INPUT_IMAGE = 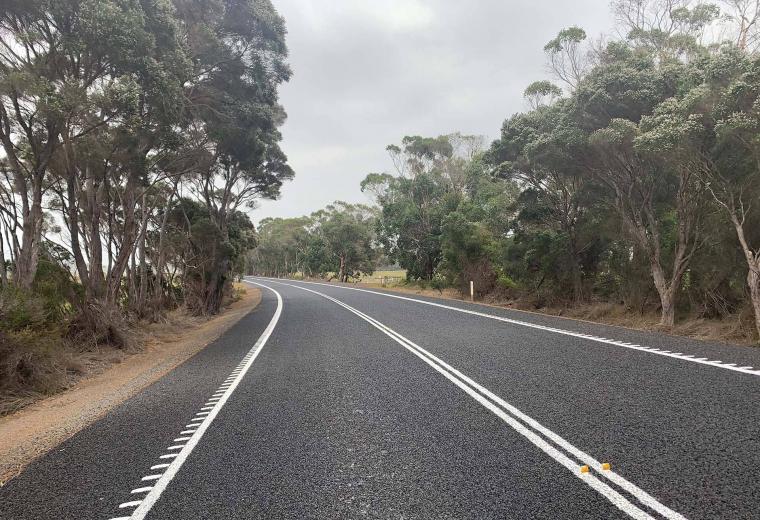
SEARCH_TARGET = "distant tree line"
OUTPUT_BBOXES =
[251,0,760,340]
[0,0,292,355]
[250,202,377,282]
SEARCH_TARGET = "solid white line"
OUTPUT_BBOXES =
[260,277,759,378]
[120,283,283,520]
[277,281,684,520]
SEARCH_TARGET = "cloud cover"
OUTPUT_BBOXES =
[253,0,614,220]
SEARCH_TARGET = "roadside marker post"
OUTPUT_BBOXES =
[470,280,474,302]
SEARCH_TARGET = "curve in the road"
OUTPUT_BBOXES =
[267,279,686,520]
[108,283,283,520]
[259,278,759,378]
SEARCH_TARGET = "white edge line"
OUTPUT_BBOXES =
[258,278,758,378]
[279,281,684,520]
[123,283,282,520]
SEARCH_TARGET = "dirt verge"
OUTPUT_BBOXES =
[0,285,261,485]
[335,280,757,347]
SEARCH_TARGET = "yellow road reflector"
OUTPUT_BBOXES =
[602,462,611,471]
[580,465,590,473]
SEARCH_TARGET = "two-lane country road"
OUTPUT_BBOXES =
[2,278,760,519]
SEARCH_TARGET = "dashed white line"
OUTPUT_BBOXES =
[108,283,282,520]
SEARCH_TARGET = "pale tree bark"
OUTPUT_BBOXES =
[0,220,6,286]
[337,254,346,283]
[616,190,697,327]
[137,192,149,313]
[700,153,760,341]
[0,65,59,291]
[151,179,179,316]
[595,156,701,327]
[106,170,141,307]
[731,212,760,340]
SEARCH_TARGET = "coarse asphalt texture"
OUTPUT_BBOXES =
[1,277,759,519]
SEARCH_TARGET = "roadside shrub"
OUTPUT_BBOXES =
[0,286,47,332]
[496,273,517,290]
[458,258,497,297]
[67,301,130,350]
[430,272,447,294]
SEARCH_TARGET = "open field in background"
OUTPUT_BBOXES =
[358,269,407,286]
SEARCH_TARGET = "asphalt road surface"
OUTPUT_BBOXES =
[2,277,760,519]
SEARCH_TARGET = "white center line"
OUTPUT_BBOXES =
[261,278,758,378]
[276,280,686,520]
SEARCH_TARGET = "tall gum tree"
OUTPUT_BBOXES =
[177,0,293,314]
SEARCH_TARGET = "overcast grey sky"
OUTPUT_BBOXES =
[252,1,615,221]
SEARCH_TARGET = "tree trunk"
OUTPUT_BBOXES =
[14,189,43,289]
[137,193,149,314]
[650,260,676,327]
[568,244,584,304]
[565,225,585,303]
[337,254,346,283]
[0,225,6,286]
[732,216,760,341]
[151,181,178,315]
[107,173,139,306]
[747,267,760,342]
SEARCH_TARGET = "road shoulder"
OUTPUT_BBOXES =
[0,285,261,485]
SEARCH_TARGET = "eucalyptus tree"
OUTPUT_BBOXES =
[487,103,594,302]
[309,202,377,282]
[523,80,563,109]
[174,0,293,313]
[611,0,720,60]
[647,46,760,336]
[543,26,590,91]
[705,51,760,337]
[363,134,484,281]
[251,216,311,277]
[0,0,188,303]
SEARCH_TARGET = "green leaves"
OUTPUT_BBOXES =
[544,26,587,53]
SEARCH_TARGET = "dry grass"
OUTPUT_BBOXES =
[340,279,759,347]
[0,284,261,484]
[0,283,248,417]
[530,301,757,346]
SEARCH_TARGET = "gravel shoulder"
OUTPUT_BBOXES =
[0,285,261,485]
